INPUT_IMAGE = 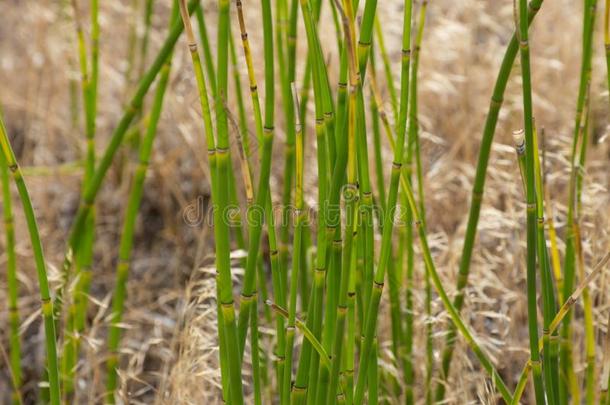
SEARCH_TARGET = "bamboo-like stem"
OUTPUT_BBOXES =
[281,79,305,405]
[436,1,545,399]
[177,1,245,403]
[276,0,297,284]
[232,3,289,402]
[369,57,404,399]
[410,3,432,403]
[0,112,60,404]
[233,0,277,360]
[138,0,155,78]
[1,118,22,405]
[54,0,201,325]
[517,0,546,401]
[196,7,217,95]
[63,0,100,394]
[291,0,334,402]
[533,122,560,403]
[373,17,398,119]
[215,0,247,400]
[353,0,411,401]
[574,222,596,404]
[104,6,177,401]
[561,0,596,401]
[325,1,360,402]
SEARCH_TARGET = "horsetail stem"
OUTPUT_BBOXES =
[0,111,60,405]
[105,5,178,401]
[517,0,547,401]
[561,1,596,402]
[234,0,277,360]
[1,114,22,405]
[353,0,411,401]
[177,1,246,403]
[62,0,100,395]
[409,3,432,402]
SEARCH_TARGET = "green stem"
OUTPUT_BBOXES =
[1,115,22,405]
[0,111,60,405]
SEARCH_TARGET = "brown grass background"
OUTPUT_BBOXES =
[0,0,609,403]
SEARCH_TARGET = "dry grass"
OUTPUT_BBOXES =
[0,0,609,403]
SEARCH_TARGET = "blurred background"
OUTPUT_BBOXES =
[0,0,609,403]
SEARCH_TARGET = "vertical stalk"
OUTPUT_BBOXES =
[410,3,432,403]
[234,0,277,358]
[178,1,245,403]
[354,0,412,401]
[562,1,596,402]
[63,0,100,394]
[1,122,22,404]
[105,5,177,401]
[517,0,546,402]
[212,0,246,400]
[326,1,359,401]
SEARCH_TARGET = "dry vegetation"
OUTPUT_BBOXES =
[0,0,609,404]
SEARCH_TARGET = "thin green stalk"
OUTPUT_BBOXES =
[518,0,546,401]
[532,123,560,404]
[139,0,155,78]
[196,7,217,95]
[178,1,245,403]
[0,112,60,404]
[292,0,334,402]
[326,1,360,402]
[576,227,596,404]
[410,3,432,403]
[212,0,246,400]
[63,0,100,394]
[436,0,545,399]
[277,0,296,280]
[1,123,21,405]
[234,0,277,360]
[353,0,411,401]
[104,5,176,398]
[562,2,596,402]
[370,57,404,396]
[373,17,398,119]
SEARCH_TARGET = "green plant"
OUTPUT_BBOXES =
[104,4,178,401]
[1,111,22,405]
[0,112,60,404]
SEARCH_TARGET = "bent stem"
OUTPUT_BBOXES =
[1,115,22,405]
[0,112,60,404]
